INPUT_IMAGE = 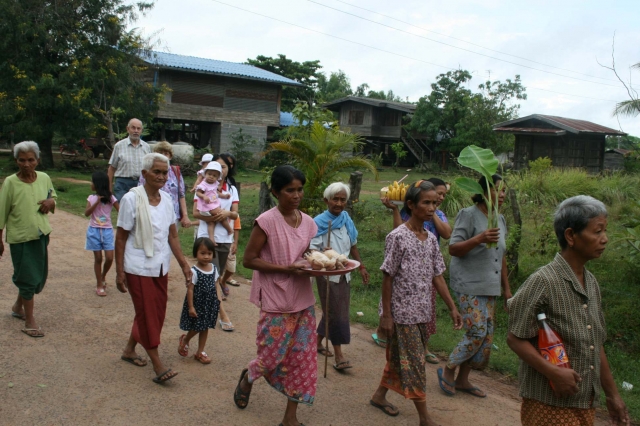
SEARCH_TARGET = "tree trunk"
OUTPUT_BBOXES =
[39,135,55,169]
[258,182,274,215]
[506,188,522,277]
[346,171,363,216]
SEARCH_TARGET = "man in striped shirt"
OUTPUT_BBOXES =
[108,118,151,201]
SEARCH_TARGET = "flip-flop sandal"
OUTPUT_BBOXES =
[194,351,212,364]
[426,352,440,364]
[456,386,487,398]
[21,328,44,338]
[371,333,387,348]
[219,320,234,332]
[333,361,352,371]
[96,287,107,297]
[11,312,25,320]
[222,285,230,296]
[437,367,456,396]
[234,368,251,409]
[121,355,148,367]
[369,399,399,417]
[317,347,334,357]
[226,279,240,286]
[178,334,189,357]
[152,369,177,384]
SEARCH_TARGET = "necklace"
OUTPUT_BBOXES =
[405,221,425,237]
[279,207,300,228]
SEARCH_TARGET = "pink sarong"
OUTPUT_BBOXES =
[126,273,168,350]
[248,306,317,405]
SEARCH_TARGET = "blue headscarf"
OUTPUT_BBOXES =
[314,210,358,243]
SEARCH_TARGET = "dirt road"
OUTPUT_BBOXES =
[0,210,607,425]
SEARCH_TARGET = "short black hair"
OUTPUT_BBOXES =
[471,174,503,204]
[193,237,216,258]
[427,177,446,188]
[403,180,436,216]
[270,165,306,193]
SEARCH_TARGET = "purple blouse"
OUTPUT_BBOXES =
[379,224,446,325]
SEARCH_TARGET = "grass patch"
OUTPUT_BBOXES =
[2,158,638,420]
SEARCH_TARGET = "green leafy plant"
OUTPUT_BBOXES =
[454,145,502,248]
[390,142,407,171]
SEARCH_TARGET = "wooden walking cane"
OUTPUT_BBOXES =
[324,220,332,378]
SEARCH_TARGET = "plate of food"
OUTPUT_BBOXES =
[301,250,361,276]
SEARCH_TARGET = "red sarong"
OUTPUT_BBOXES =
[126,273,168,350]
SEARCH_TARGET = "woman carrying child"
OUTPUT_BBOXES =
[370,180,462,425]
[195,161,233,243]
[178,237,221,364]
[85,171,120,296]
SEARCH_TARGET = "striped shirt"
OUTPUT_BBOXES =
[108,137,151,178]
[507,253,607,408]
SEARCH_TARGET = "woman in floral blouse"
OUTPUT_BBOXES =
[370,180,462,425]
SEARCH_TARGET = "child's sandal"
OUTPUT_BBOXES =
[194,351,211,364]
[178,334,189,357]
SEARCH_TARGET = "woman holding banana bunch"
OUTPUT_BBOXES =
[437,174,511,399]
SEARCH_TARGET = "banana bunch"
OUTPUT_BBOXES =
[381,181,408,201]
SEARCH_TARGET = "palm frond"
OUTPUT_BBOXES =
[614,99,640,118]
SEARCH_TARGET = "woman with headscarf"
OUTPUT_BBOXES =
[507,195,629,426]
[0,141,56,338]
[310,182,369,371]
[116,153,192,384]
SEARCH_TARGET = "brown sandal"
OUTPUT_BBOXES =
[178,334,189,357]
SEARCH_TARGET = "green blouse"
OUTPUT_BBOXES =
[0,172,57,244]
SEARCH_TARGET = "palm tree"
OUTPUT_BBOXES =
[268,122,378,211]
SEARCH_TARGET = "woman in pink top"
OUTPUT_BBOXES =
[234,165,317,426]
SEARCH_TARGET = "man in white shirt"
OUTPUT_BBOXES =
[108,118,151,201]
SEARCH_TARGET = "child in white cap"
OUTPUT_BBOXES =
[191,153,214,192]
[195,162,232,243]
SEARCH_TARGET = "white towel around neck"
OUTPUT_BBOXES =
[130,186,155,258]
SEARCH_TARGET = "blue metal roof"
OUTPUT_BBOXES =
[280,112,298,127]
[142,51,304,87]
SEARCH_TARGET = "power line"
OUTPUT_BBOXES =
[307,0,626,89]
[331,0,620,84]
[207,0,621,104]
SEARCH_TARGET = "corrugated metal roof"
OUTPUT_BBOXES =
[323,96,416,113]
[141,51,304,87]
[493,114,627,136]
[280,112,297,127]
[493,127,565,135]
[605,148,631,155]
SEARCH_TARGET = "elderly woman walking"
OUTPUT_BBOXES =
[310,182,369,371]
[139,141,190,229]
[234,165,317,426]
[116,153,192,384]
[507,195,629,426]
[370,180,462,425]
[439,174,511,398]
[0,141,56,338]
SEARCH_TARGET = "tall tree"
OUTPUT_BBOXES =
[316,70,353,103]
[246,54,322,111]
[0,0,163,167]
[409,70,526,154]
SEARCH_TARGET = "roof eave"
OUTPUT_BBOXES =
[151,64,304,87]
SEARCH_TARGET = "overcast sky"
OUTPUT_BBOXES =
[136,0,640,136]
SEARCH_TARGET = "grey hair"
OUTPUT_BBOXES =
[13,141,40,159]
[141,153,169,171]
[554,195,608,250]
[403,180,436,216]
[323,182,350,200]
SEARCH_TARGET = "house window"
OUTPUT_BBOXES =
[380,110,399,126]
[348,110,364,125]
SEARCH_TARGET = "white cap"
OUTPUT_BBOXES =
[199,153,214,165]
[204,161,222,175]
[537,313,546,320]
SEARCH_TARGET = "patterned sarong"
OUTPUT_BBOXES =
[521,398,595,426]
[447,293,495,370]
[380,323,429,401]
[248,306,317,405]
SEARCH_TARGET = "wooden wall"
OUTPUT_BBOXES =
[514,134,605,174]
[337,101,404,139]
